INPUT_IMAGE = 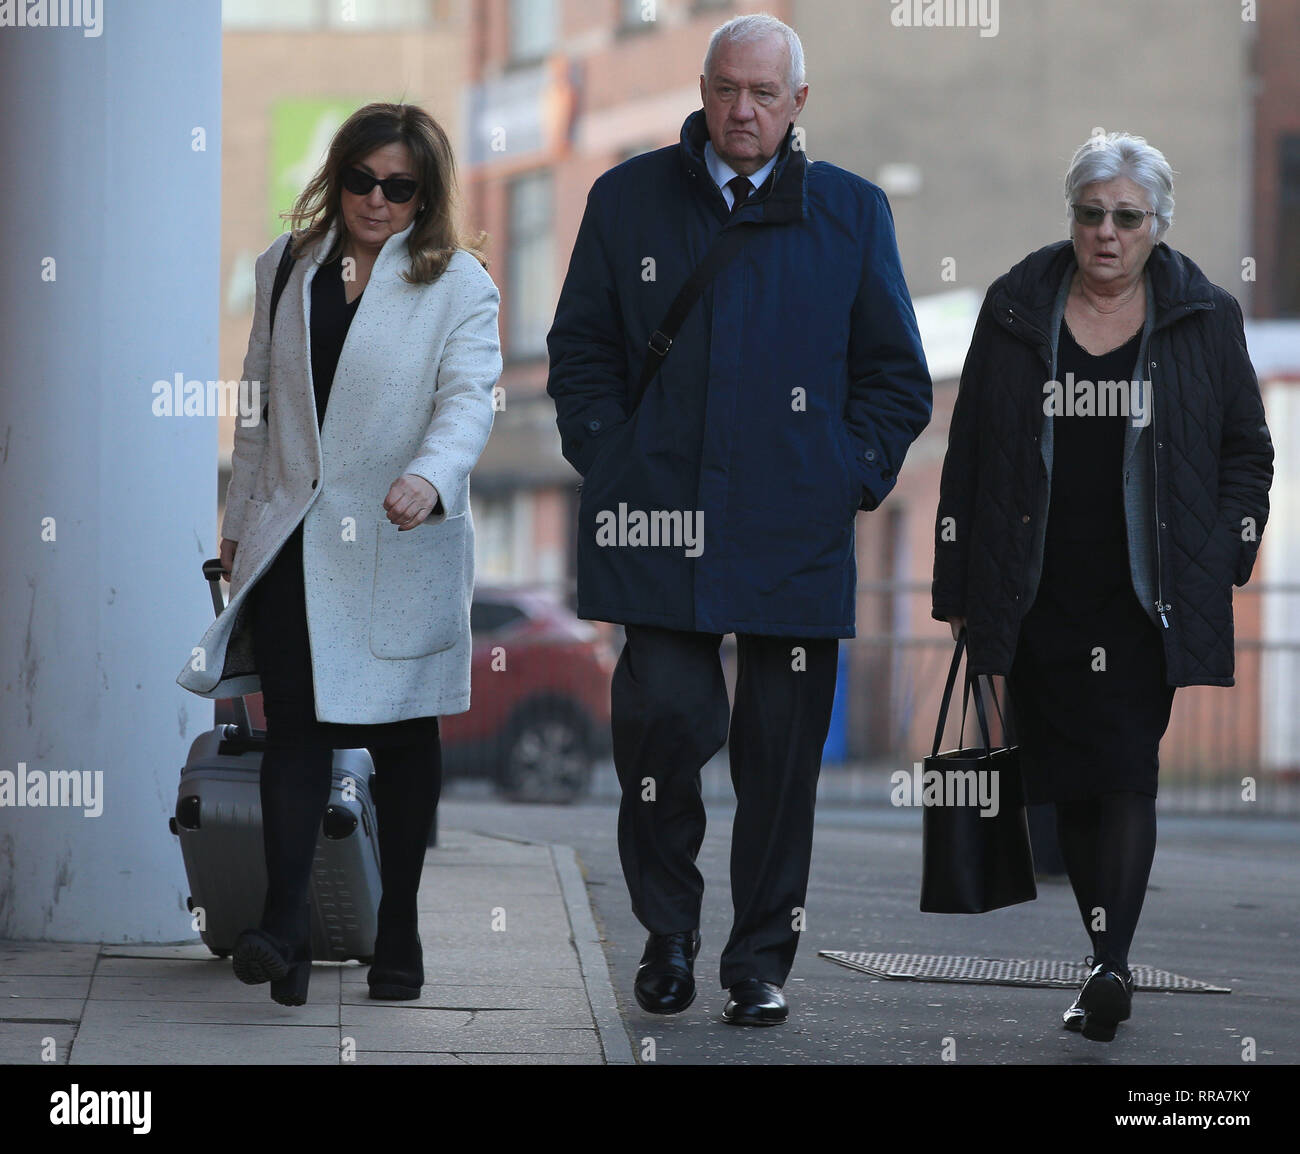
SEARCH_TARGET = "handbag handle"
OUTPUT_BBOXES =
[979,673,1017,746]
[932,630,998,758]
[931,631,963,757]
[963,665,994,756]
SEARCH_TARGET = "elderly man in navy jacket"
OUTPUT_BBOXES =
[547,13,931,1026]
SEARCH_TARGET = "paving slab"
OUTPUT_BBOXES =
[0,830,625,1066]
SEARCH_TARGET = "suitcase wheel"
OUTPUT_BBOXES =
[168,816,179,836]
[185,895,194,912]
[322,804,358,840]
[175,795,201,831]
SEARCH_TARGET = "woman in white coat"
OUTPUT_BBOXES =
[177,103,501,1005]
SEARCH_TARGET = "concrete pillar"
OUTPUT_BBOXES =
[0,0,223,940]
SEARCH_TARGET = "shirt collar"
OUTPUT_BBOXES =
[704,139,778,201]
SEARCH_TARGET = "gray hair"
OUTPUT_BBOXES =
[1064,132,1176,240]
[703,13,805,92]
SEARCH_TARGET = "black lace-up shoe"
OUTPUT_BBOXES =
[634,930,701,1014]
[1062,954,1092,1032]
[721,979,787,1026]
[1077,961,1134,1042]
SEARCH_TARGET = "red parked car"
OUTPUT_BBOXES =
[451,585,615,801]
[218,585,615,803]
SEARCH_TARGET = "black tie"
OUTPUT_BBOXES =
[727,175,753,215]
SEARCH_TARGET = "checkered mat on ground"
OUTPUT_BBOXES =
[818,951,1230,993]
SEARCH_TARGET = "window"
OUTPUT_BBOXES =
[509,0,556,63]
[1277,135,1300,317]
[222,0,434,29]
[473,492,513,580]
[507,171,555,359]
[473,491,538,583]
[470,600,528,635]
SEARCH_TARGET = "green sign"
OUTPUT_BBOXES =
[269,99,367,241]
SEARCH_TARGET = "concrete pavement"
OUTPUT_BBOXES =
[0,829,632,1066]
[2,774,1296,1073]
[435,788,1300,1068]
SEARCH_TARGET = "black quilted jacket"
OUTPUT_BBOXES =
[932,240,1273,687]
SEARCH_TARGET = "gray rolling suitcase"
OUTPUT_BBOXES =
[171,559,382,963]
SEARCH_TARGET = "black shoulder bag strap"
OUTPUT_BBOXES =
[627,221,757,414]
[268,237,296,338]
[261,238,296,426]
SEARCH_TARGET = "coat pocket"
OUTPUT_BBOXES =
[833,424,864,518]
[1210,514,1256,589]
[369,512,468,660]
[576,415,633,495]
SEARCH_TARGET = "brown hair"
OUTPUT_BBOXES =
[282,102,487,282]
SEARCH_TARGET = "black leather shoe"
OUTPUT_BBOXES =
[1061,994,1085,1031]
[634,930,700,1014]
[1062,955,1089,1031]
[1077,962,1133,1042]
[722,979,787,1026]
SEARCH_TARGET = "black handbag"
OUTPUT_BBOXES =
[918,630,1037,914]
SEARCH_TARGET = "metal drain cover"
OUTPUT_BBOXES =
[818,951,1230,993]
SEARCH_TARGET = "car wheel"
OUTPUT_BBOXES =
[496,704,593,804]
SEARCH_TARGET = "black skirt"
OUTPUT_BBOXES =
[1006,322,1174,803]
[248,521,438,751]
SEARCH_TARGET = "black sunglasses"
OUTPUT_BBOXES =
[1070,203,1157,230]
[341,165,419,204]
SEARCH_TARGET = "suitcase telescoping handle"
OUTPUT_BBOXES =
[202,558,229,616]
[202,557,253,737]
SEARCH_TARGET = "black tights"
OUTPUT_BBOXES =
[258,723,442,957]
[1054,790,1156,975]
[249,526,442,956]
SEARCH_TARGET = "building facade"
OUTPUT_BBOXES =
[216,0,1295,783]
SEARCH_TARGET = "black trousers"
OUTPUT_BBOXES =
[611,623,838,989]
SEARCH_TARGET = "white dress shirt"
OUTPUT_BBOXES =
[704,140,779,210]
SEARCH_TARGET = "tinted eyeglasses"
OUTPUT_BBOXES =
[341,166,419,204]
[1071,204,1157,230]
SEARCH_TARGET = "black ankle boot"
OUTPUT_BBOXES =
[249,738,331,1007]
[368,911,423,1000]
[232,927,293,985]
[233,900,313,1006]
[271,957,312,1006]
[232,928,311,1006]
[368,733,440,1000]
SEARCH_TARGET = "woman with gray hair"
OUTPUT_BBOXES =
[932,132,1272,1041]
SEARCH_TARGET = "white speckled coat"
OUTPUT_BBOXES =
[176,222,502,722]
